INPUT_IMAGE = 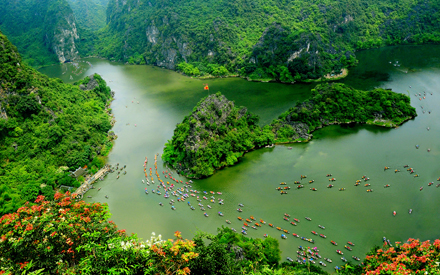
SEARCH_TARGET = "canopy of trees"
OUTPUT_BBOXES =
[271,83,417,142]
[84,0,440,80]
[162,92,274,178]
[0,31,113,215]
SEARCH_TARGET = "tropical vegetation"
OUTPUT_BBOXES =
[271,83,417,142]
[162,92,275,178]
[0,0,80,66]
[91,0,440,81]
[0,31,113,215]
[163,84,415,178]
[0,192,198,274]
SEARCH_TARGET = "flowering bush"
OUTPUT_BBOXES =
[0,192,198,274]
[364,238,440,274]
[0,192,122,273]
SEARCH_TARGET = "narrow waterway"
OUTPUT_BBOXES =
[39,45,440,271]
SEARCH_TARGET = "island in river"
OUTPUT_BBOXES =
[163,83,416,178]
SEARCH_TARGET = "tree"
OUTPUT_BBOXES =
[16,95,41,117]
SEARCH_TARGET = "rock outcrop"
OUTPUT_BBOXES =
[162,93,274,178]
[0,0,80,65]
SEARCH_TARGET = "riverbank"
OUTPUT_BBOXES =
[182,68,348,84]
[274,116,414,144]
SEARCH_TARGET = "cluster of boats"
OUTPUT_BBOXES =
[143,155,372,269]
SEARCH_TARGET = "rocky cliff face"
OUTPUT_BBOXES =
[0,0,80,65]
[162,93,274,178]
[51,13,80,63]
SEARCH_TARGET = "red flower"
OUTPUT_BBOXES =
[35,195,45,203]
[25,224,33,231]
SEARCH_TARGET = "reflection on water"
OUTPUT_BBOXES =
[38,45,440,270]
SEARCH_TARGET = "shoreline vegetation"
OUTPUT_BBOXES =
[190,68,349,84]
[163,83,416,179]
[176,61,350,84]
[0,31,115,215]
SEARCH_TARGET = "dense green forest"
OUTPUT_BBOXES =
[0,31,113,215]
[163,84,415,178]
[0,0,81,67]
[162,92,274,178]
[271,83,417,142]
[2,0,440,79]
[83,0,440,80]
[66,0,109,31]
[0,191,337,274]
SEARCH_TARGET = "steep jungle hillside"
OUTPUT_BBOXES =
[66,0,109,31]
[271,83,417,142]
[0,31,113,215]
[162,92,274,178]
[95,0,440,80]
[0,0,80,66]
[164,84,416,178]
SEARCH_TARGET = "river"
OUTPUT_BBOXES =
[39,45,440,271]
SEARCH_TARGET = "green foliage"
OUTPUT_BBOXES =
[0,0,79,67]
[66,0,108,31]
[270,83,417,141]
[162,93,274,178]
[190,227,282,275]
[0,192,198,274]
[0,31,113,215]
[177,62,201,76]
[82,0,440,81]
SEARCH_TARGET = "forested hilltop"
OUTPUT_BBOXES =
[163,84,416,178]
[271,83,417,142]
[0,31,114,215]
[85,0,440,80]
[162,92,274,178]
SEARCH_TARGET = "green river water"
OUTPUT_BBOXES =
[39,45,440,271]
